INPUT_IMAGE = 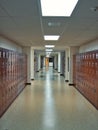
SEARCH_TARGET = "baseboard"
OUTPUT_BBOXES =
[26,83,31,85]
[60,74,64,76]
[65,80,69,82]
[31,79,34,80]
[69,83,75,86]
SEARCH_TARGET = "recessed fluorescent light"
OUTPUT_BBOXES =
[46,49,53,52]
[40,0,79,17]
[45,45,55,48]
[44,35,60,40]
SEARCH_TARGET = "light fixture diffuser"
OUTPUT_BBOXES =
[40,0,79,17]
[44,35,60,40]
[45,49,53,52]
[45,45,55,48]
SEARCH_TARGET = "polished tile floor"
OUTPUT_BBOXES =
[0,67,98,130]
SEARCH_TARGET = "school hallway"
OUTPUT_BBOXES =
[0,67,98,130]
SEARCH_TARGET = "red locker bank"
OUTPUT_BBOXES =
[0,47,27,117]
[73,50,98,109]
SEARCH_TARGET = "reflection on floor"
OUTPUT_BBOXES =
[0,67,98,130]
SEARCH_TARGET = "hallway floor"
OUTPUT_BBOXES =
[0,67,98,130]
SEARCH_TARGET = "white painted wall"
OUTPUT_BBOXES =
[54,55,58,70]
[60,52,63,74]
[0,36,22,52]
[69,46,79,84]
[38,54,41,70]
[58,52,61,73]
[65,48,70,81]
[54,55,56,69]
[31,48,34,80]
[79,39,98,53]
[22,47,31,84]
[0,36,32,84]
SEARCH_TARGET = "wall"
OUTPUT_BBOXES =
[69,46,79,84]
[0,36,32,84]
[38,54,41,70]
[79,39,98,53]
[0,36,27,117]
[58,52,61,73]
[54,55,58,70]
[31,48,34,80]
[0,36,22,53]
[22,47,31,84]
[65,48,70,81]
[60,52,65,76]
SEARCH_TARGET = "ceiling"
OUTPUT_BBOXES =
[0,0,98,51]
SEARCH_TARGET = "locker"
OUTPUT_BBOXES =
[0,47,27,117]
[73,50,98,109]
